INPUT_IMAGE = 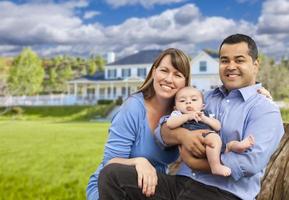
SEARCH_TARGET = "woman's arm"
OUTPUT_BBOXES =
[102,96,157,197]
[257,87,273,100]
[107,157,149,166]
[107,157,158,197]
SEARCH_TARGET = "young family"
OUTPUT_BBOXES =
[87,34,284,200]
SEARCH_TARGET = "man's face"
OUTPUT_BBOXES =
[219,42,259,91]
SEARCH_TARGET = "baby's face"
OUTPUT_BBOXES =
[175,87,204,114]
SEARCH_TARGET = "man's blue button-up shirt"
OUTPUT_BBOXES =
[155,84,284,200]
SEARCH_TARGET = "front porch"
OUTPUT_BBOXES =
[67,78,144,102]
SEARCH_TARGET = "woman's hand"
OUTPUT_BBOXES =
[257,87,273,100]
[134,157,158,197]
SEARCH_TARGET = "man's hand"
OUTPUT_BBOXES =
[178,129,208,158]
[161,124,213,158]
[178,145,211,172]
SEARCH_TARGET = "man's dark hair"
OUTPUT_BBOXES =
[219,34,258,61]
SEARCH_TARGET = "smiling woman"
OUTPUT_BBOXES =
[86,48,191,200]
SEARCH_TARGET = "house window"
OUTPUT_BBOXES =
[99,88,105,95]
[121,87,126,96]
[108,69,117,79]
[107,87,111,97]
[199,61,207,72]
[137,68,146,78]
[121,68,131,78]
[113,87,117,97]
[87,88,95,96]
[99,88,105,99]
[128,87,131,95]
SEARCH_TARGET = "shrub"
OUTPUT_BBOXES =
[11,106,24,115]
[97,99,113,105]
[115,96,123,105]
[281,109,289,122]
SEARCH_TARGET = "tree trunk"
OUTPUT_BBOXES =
[257,123,289,200]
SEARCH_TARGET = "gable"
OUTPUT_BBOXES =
[191,51,219,74]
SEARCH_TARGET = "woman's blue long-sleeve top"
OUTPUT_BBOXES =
[86,92,178,200]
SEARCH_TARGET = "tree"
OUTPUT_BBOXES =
[94,55,105,71]
[88,58,97,76]
[257,54,289,100]
[8,48,44,96]
[257,124,289,200]
[42,55,73,93]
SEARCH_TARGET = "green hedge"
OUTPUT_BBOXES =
[281,108,289,123]
[0,103,115,121]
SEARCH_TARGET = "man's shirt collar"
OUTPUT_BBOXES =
[212,83,262,101]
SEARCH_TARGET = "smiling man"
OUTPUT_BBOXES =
[155,34,284,200]
[219,37,259,91]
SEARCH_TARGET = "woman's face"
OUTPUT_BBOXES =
[152,54,186,100]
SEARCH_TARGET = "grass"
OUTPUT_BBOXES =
[0,104,115,122]
[0,105,288,200]
[0,120,109,200]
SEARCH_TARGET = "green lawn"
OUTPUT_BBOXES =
[0,106,288,200]
[0,120,109,200]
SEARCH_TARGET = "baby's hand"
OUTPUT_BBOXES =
[187,112,202,122]
[198,112,206,121]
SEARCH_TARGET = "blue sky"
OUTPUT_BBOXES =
[1,0,289,59]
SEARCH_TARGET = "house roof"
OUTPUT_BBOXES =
[107,49,163,66]
[83,71,105,81]
[203,49,219,59]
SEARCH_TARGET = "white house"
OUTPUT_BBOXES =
[190,51,221,92]
[66,49,222,104]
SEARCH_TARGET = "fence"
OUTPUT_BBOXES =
[0,94,99,106]
[0,95,288,108]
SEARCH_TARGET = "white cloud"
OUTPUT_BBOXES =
[235,0,260,4]
[105,0,186,9]
[257,0,289,34]
[0,2,255,57]
[0,0,287,59]
[83,11,101,19]
[0,45,22,56]
[255,0,289,58]
[62,0,89,9]
[0,1,105,49]
[101,4,254,52]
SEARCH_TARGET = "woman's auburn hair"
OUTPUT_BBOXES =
[137,48,191,100]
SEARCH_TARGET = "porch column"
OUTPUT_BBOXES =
[74,83,77,96]
[110,82,114,100]
[95,84,99,101]
[82,84,87,98]
[125,81,128,98]
[66,84,70,95]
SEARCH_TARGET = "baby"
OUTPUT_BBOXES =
[167,86,254,176]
